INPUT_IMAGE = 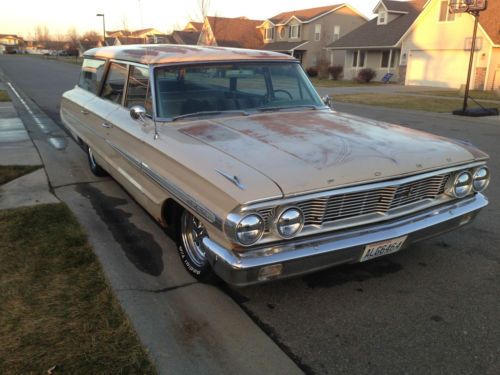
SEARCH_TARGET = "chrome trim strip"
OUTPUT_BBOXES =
[203,194,488,286]
[215,169,246,190]
[106,140,223,229]
[243,161,486,210]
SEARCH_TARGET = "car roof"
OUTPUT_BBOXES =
[84,44,296,65]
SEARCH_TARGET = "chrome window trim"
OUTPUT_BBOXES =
[242,161,486,211]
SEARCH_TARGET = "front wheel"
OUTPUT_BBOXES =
[177,210,216,282]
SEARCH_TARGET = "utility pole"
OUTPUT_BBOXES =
[96,13,106,46]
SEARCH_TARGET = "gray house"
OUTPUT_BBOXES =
[258,4,367,68]
[327,0,426,82]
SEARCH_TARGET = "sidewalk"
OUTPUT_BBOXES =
[0,83,58,209]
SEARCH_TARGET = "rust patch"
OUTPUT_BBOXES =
[181,122,239,142]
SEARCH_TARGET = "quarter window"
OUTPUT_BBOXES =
[126,66,152,114]
[78,58,106,94]
[101,62,128,104]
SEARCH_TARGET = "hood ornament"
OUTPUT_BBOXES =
[215,169,246,190]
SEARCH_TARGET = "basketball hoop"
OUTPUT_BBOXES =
[449,0,487,14]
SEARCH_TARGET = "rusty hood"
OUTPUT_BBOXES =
[180,110,487,196]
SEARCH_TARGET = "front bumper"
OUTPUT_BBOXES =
[203,194,487,286]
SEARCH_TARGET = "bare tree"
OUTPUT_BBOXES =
[34,25,50,43]
[66,27,79,47]
[82,30,101,42]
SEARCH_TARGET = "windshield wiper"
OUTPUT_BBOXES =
[171,110,249,122]
[255,105,319,112]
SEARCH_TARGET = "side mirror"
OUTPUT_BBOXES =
[130,105,147,121]
[322,95,332,108]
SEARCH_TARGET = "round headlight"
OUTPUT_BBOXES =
[236,214,264,245]
[453,171,473,198]
[276,207,304,239]
[472,166,490,192]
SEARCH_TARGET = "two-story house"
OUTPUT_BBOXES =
[328,0,500,90]
[198,16,264,49]
[258,4,367,68]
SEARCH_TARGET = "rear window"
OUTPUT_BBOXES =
[78,58,106,94]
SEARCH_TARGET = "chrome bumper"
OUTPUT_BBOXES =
[203,194,487,287]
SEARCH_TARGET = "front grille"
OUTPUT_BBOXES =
[258,174,450,229]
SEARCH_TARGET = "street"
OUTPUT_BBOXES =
[1,54,499,374]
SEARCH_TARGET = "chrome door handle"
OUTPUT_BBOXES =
[80,110,89,115]
[101,122,112,128]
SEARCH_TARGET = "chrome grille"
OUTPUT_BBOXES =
[258,174,450,229]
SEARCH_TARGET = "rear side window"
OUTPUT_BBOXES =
[126,66,152,114]
[78,58,106,94]
[101,62,128,104]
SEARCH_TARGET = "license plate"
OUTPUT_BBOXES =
[360,236,407,262]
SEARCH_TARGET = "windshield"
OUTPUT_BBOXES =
[154,62,324,119]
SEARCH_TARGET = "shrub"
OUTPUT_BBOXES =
[306,66,319,77]
[328,65,343,80]
[357,68,377,83]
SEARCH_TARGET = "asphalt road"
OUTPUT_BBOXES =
[1,55,498,375]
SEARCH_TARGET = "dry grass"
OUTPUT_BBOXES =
[407,89,500,102]
[310,78,386,88]
[332,93,500,113]
[0,165,41,185]
[0,204,155,374]
[0,90,10,102]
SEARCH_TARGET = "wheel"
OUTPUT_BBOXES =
[177,210,216,282]
[87,146,108,177]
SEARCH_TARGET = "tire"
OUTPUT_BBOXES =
[87,146,108,177]
[177,210,217,283]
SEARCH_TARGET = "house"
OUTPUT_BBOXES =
[327,0,426,82]
[198,16,264,49]
[0,34,24,53]
[258,4,367,68]
[401,0,500,90]
[328,0,500,90]
[184,22,204,32]
[170,30,200,45]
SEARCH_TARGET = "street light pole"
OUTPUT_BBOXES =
[96,13,106,46]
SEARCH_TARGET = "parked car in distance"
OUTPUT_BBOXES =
[60,45,490,286]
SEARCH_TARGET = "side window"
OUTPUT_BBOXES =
[101,62,128,104]
[126,66,152,114]
[78,58,106,94]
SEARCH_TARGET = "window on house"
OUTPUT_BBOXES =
[314,24,321,41]
[378,11,387,25]
[352,51,366,67]
[333,25,340,41]
[381,50,398,68]
[265,27,275,41]
[439,1,455,22]
[289,25,301,39]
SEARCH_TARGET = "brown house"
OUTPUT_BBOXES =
[198,16,264,49]
[259,4,367,68]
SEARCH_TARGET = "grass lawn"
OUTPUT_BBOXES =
[407,89,500,102]
[0,204,155,374]
[332,93,500,113]
[0,165,42,185]
[0,90,10,102]
[310,78,386,88]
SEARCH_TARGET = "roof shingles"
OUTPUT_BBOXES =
[268,4,344,24]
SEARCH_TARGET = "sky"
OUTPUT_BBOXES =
[1,0,380,39]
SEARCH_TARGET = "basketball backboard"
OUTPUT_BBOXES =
[449,0,487,13]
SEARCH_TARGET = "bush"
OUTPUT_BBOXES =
[328,65,343,80]
[357,68,377,83]
[306,66,319,77]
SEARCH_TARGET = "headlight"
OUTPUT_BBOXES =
[472,166,490,192]
[452,171,473,198]
[275,207,304,239]
[235,214,264,245]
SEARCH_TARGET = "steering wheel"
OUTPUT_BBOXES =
[272,89,293,100]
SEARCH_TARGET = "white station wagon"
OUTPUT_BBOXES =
[61,45,490,286]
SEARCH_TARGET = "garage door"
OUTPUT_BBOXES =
[406,50,470,88]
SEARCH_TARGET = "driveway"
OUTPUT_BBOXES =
[1,55,499,375]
